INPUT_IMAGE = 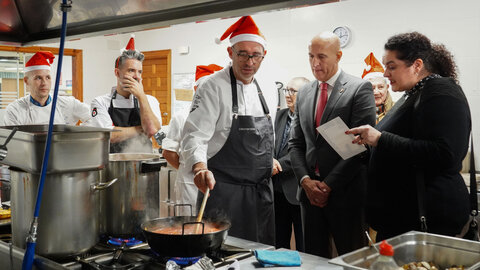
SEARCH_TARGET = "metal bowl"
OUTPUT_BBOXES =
[329,231,480,270]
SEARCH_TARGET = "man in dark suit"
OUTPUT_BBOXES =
[273,77,309,251]
[289,32,376,258]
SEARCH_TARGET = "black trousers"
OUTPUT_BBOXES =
[274,190,304,251]
[300,191,367,258]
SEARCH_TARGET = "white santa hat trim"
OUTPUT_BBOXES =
[24,65,51,72]
[230,34,267,49]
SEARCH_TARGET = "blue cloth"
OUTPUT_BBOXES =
[254,250,301,267]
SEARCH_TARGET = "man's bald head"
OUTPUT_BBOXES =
[308,32,342,82]
[309,32,341,52]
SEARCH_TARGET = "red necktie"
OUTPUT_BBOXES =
[315,82,328,128]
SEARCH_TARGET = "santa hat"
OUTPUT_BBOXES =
[195,64,223,82]
[115,34,138,68]
[194,64,223,90]
[215,16,266,48]
[125,35,135,51]
[25,51,55,72]
[362,52,385,80]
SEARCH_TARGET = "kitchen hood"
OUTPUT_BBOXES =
[0,0,332,46]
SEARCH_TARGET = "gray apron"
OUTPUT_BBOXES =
[108,90,152,153]
[197,68,275,245]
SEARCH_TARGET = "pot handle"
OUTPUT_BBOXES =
[182,221,205,235]
[141,159,167,173]
[91,178,118,191]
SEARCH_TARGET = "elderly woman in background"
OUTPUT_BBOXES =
[347,32,471,241]
[362,52,394,124]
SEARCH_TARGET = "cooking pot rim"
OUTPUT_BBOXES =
[109,153,162,161]
[141,216,231,235]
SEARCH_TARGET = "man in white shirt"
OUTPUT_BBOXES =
[3,51,90,126]
[162,64,223,216]
[85,37,162,153]
[181,16,279,245]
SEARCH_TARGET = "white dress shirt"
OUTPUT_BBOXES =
[162,108,198,214]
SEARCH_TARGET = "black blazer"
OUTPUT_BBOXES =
[273,108,299,205]
[368,77,471,236]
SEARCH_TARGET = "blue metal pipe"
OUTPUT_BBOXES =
[22,0,70,269]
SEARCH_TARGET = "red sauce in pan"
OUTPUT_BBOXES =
[152,223,221,235]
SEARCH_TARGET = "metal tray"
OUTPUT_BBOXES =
[329,231,480,270]
[0,125,111,173]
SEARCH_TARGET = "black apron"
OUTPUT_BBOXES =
[197,68,275,245]
[108,90,151,153]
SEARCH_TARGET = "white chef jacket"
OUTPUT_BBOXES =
[181,63,278,171]
[84,87,162,128]
[2,94,91,126]
[162,108,198,215]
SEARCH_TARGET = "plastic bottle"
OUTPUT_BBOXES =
[369,240,399,270]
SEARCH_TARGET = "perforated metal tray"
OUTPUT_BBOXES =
[329,231,480,270]
[0,125,111,173]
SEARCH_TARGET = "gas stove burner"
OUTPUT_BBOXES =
[168,256,202,266]
[107,237,143,247]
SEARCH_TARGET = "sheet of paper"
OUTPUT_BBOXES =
[317,116,366,160]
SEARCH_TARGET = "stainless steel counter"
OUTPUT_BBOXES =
[0,240,65,270]
[229,248,342,270]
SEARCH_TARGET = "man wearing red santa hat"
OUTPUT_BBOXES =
[2,51,91,125]
[181,16,279,245]
[85,36,162,153]
[163,64,222,216]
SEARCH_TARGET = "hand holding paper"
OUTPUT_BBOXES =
[346,124,382,147]
[317,116,366,160]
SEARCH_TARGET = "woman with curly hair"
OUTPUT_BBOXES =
[347,32,471,241]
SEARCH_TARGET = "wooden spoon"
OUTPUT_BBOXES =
[195,188,210,234]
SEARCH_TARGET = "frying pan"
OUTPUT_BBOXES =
[141,216,231,257]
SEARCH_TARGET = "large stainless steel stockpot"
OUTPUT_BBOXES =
[0,125,111,174]
[103,153,166,237]
[10,168,117,258]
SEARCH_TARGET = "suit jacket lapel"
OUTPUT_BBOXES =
[304,80,318,137]
[321,71,346,124]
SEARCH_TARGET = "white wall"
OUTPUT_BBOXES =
[55,0,480,163]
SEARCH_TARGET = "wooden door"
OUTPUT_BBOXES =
[142,50,171,125]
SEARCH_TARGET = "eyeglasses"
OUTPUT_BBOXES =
[231,46,265,62]
[283,88,298,96]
